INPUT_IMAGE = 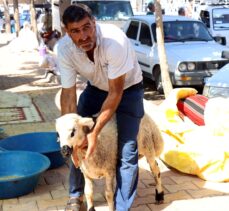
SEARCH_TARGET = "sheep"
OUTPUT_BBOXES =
[56,113,164,211]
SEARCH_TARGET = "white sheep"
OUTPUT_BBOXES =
[56,113,164,211]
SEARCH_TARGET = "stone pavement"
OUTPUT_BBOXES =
[0,35,229,211]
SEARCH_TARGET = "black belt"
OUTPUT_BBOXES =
[87,81,143,92]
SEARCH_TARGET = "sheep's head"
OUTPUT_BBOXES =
[56,113,95,158]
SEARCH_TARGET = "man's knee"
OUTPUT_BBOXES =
[118,139,138,163]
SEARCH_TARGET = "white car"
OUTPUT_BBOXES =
[194,3,229,47]
[122,15,229,92]
[203,51,229,98]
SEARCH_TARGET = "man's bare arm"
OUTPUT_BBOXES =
[85,74,125,158]
[60,85,77,115]
[93,74,125,136]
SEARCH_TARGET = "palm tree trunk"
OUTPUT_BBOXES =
[3,0,11,34]
[30,0,38,40]
[13,0,20,36]
[154,0,173,98]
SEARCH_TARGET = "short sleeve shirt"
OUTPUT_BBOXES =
[57,23,143,91]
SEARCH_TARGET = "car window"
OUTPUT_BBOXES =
[139,22,152,46]
[126,21,139,40]
[152,21,213,43]
[212,8,229,30]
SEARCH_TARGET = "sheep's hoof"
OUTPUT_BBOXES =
[88,206,96,211]
[155,189,164,204]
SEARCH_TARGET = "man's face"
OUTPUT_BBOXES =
[152,4,155,12]
[65,16,96,52]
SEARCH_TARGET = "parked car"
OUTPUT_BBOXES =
[122,15,229,92]
[194,2,229,47]
[203,51,229,98]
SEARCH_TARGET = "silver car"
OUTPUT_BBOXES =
[203,51,229,98]
[122,15,229,92]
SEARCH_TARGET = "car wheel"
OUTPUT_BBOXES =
[154,67,164,94]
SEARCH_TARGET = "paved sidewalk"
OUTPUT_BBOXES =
[0,40,229,211]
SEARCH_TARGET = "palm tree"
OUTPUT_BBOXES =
[154,0,173,98]
[30,0,38,39]
[3,0,11,33]
[13,0,20,36]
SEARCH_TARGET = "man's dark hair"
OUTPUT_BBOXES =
[178,7,185,15]
[148,1,154,10]
[62,4,93,26]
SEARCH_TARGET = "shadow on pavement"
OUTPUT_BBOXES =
[0,41,10,48]
[143,78,165,103]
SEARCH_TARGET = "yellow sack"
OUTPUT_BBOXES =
[161,129,229,182]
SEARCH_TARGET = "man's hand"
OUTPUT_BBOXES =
[71,145,79,168]
[85,132,97,160]
[78,138,88,150]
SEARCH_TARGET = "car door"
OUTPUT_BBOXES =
[125,20,140,47]
[137,21,154,76]
[125,19,154,76]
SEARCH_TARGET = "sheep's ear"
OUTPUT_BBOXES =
[78,118,94,130]
[82,126,90,134]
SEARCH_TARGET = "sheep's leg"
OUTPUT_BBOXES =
[145,154,164,204]
[84,175,95,211]
[105,175,115,211]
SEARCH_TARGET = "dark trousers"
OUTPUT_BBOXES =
[69,82,144,211]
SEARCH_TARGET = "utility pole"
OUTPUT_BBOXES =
[13,0,20,36]
[30,0,38,39]
[155,0,173,97]
[3,0,11,33]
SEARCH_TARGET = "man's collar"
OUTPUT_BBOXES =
[95,23,101,48]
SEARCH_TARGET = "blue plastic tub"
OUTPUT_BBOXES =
[0,150,50,199]
[0,132,65,169]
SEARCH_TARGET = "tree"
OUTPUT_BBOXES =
[13,0,20,36]
[3,0,11,33]
[154,0,173,98]
[30,0,38,39]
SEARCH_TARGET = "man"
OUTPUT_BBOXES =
[57,4,144,211]
[146,1,155,15]
[0,15,4,33]
[178,7,185,16]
